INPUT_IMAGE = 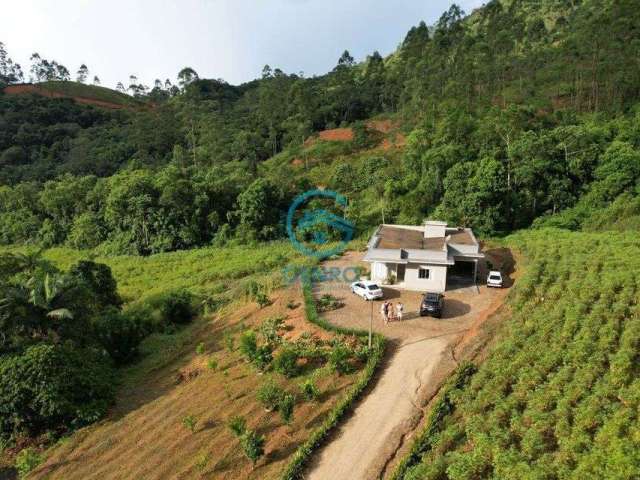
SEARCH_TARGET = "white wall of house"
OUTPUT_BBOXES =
[403,263,448,292]
[371,262,390,282]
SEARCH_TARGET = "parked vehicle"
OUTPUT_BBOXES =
[487,270,503,288]
[351,281,384,300]
[420,292,444,318]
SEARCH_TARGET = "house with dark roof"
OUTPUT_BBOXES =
[363,221,484,292]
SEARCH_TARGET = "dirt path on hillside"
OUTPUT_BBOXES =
[306,335,452,480]
[305,248,515,480]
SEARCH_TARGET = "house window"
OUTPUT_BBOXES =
[418,268,430,279]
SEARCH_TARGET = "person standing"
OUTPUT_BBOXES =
[388,302,395,322]
[396,302,404,321]
[380,301,389,324]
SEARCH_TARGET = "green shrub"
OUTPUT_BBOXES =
[328,342,352,374]
[317,294,344,312]
[354,344,372,363]
[91,307,146,365]
[240,429,265,465]
[253,345,273,371]
[196,342,206,355]
[245,279,261,298]
[279,393,296,424]
[207,358,218,371]
[299,379,319,401]
[158,289,195,325]
[246,280,271,308]
[259,315,285,347]
[68,260,122,309]
[293,337,327,362]
[257,380,285,411]
[228,415,247,437]
[182,414,197,433]
[223,330,235,352]
[239,330,272,370]
[0,344,115,440]
[15,448,42,478]
[255,291,271,308]
[274,347,300,378]
[194,451,210,472]
[239,330,258,361]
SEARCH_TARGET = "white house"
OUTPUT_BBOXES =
[363,221,484,292]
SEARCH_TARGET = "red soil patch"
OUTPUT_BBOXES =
[4,84,128,110]
[301,120,404,150]
[318,128,355,142]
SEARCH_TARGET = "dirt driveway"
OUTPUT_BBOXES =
[306,249,514,480]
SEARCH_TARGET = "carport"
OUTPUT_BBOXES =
[446,256,479,289]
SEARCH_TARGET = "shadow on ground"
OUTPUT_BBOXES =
[0,466,17,480]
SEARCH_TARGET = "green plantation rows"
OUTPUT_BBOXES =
[1,241,298,303]
[403,229,640,479]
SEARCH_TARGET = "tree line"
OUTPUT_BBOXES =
[1,0,639,252]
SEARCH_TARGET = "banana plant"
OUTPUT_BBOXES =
[27,273,74,320]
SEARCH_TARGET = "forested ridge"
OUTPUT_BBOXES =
[0,0,639,256]
[2,0,640,477]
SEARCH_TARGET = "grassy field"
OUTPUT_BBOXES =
[0,241,299,304]
[396,229,640,479]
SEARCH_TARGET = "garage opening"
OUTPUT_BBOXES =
[447,259,476,289]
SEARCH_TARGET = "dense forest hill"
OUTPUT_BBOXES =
[1,0,639,257]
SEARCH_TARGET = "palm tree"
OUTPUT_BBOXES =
[0,250,51,282]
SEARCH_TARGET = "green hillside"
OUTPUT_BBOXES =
[2,81,147,108]
[34,81,146,107]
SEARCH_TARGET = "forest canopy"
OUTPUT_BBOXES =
[0,0,639,250]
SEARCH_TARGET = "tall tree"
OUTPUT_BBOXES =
[0,42,23,84]
[177,67,199,89]
[76,64,89,83]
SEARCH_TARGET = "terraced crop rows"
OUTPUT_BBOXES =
[403,230,640,479]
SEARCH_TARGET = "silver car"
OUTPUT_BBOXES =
[351,281,384,300]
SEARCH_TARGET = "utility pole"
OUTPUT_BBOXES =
[369,299,373,349]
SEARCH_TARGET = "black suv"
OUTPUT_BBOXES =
[420,292,444,318]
